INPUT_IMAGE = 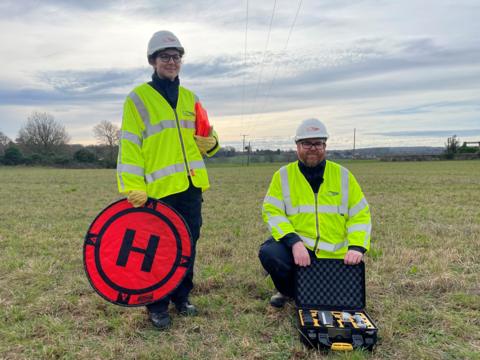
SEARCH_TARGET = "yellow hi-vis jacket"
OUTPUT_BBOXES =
[262,160,371,259]
[117,83,219,199]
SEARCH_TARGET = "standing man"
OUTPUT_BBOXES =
[259,118,371,307]
[117,30,220,329]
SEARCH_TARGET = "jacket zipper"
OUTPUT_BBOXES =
[173,109,191,176]
[312,193,320,253]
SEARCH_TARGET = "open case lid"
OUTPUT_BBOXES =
[295,259,365,310]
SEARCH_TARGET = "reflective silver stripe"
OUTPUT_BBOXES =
[299,235,349,252]
[299,235,316,248]
[317,239,349,252]
[349,197,368,217]
[347,223,371,248]
[297,205,316,213]
[189,159,206,170]
[285,204,296,215]
[117,138,125,191]
[317,205,343,214]
[267,215,290,236]
[364,223,371,247]
[288,204,346,214]
[179,120,195,130]
[263,196,285,212]
[267,215,290,226]
[143,120,196,138]
[143,120,177,138]
[128,92,150,124]
[347,223,371,234]
[121,130,142,147]
[340,166,349,214]
[279,166,292,208]
[117,163,144,177]
[144,159,205,184]
[145,163,185,183]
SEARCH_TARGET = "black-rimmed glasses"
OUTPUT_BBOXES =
[157,54,182,64]
[299,141,326,150]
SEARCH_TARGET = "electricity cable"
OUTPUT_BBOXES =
[240,0,249,133]
[246,0,303,143]
[248,0,277,121]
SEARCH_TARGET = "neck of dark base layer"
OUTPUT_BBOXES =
[148,72,180,109]
[298,159,326,193]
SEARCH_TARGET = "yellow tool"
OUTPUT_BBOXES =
[311,311,320,327]
[355,312,374,329]
[331,342,353,351]
[331,312,344,328]
[319,311,334,327]
[299,309,305,326]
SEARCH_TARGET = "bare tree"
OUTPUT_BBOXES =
[0,131,12,156]
[93,120,120,164]
[17,112,70,155]
[445,135,460,154]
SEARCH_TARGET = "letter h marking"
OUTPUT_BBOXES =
[116,229,160,272]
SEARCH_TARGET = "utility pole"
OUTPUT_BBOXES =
[353,128,356,159]
[247,141,251,166]
[241,134,248,165]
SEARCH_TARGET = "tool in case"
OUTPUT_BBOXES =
[295,259,378,351]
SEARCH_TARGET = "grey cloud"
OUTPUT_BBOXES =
[0,0,116,19]
[190,39,480,115]
[369,129,480,137]
[40,68,148,94]
[0,87,121,106]
[182,57,244,78]
[371,101,480,116]
[0,68,141,106]
[117,1,306,30]
[1,36,479,119]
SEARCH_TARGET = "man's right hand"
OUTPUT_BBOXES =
[127,190,147,207]
[292,241,311,267]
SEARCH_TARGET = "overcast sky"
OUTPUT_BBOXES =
[0,0,479,150]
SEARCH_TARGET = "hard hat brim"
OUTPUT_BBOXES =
[295,135,328,142]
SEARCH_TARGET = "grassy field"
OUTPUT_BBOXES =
[0,161,479,359]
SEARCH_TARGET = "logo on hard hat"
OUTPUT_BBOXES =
[307,126,320,132]
[164,36,177,43]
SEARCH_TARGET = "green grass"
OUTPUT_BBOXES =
[0,161,479,359]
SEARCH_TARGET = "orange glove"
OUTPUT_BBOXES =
[127,190,147,207]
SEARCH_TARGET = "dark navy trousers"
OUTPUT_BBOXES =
[258,237,314,298]
[147,184,202,313]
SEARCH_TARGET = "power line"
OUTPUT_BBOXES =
[254,0,303,121]
[241,134,248,151]
[240,0,249,133]
[241,134,248,166]
[248,0,277,119]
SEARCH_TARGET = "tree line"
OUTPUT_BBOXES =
[0,112,119,168]
[6,112,474,167]
[0,111,243,168]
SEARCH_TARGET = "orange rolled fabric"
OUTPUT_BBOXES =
[195,102,212,137]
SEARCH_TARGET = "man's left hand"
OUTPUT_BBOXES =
[344,250,364,265]
[194,135,217,155]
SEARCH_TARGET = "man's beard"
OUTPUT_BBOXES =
[301,153,324,167]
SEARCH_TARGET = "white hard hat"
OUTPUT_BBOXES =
[147,30,184,61]
[295,118,329,142]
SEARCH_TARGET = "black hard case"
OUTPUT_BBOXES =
[295,259,378,350]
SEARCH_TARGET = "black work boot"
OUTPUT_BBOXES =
[269,292,291,308]
[175,301,198,316]
[148,311,171,330]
